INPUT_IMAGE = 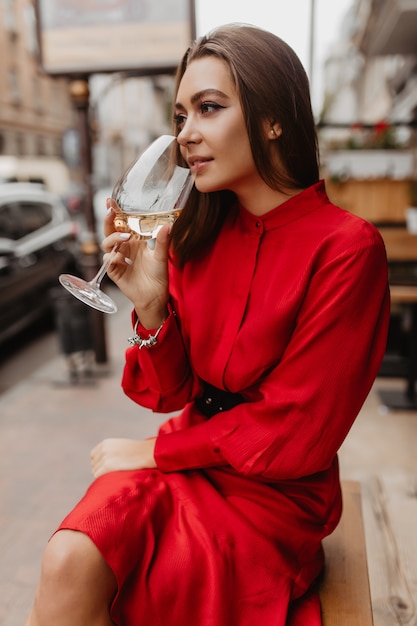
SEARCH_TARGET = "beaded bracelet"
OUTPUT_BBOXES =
[127,318,166,349]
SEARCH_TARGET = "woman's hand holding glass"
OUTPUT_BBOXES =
[58,134,193,315]
[102,201,171,329]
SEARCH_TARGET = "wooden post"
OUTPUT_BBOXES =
[69,78,108,365]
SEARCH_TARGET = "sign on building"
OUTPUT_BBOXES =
[35,0,196,76]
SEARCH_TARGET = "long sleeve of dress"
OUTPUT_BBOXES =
[123,306,196,413]
[122,182,391,481]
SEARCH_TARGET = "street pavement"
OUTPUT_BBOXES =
[0,288,167,626]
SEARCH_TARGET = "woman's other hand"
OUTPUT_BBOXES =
[90,438,157,478]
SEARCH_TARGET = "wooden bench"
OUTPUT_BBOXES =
[320,480,373,625]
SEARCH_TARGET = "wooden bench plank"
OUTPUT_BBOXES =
[320,480,373,625]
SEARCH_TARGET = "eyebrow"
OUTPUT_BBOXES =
[175,88,230,109]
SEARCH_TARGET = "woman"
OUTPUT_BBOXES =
[26,24,390,625]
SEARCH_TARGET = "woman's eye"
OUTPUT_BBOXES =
[173,113,187,130]
[200,101,223,115]
[174,102,224,131]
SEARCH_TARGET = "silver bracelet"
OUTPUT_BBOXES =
[127,319,166,349]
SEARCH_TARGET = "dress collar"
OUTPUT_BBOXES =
[237,180,329,233]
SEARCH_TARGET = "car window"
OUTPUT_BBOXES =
[0,199,54,240]
[0,202,20,240]
[18,201,53,236]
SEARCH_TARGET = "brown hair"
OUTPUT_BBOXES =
[171,23,320,265]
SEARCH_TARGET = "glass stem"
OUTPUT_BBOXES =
[89,244,119,288]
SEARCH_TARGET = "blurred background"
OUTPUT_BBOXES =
[0,0,416,401]
[2,5,417,623]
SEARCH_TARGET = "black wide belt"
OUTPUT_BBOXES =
[195,381,245,418]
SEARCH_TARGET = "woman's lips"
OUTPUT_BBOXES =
[189,157,212,174]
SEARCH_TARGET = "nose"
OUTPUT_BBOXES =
[177,116,201,146]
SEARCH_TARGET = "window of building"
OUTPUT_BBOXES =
[24,4,38,55]
[33,77,43,114]
[3,0,17,34]
[36,136,46,156]
[15,133,25,156]
[8,68,21,105]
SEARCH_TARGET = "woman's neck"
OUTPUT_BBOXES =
[238,185,302,216]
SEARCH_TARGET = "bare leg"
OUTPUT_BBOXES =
[25,530,117,626]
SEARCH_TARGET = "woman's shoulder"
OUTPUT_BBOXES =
[328,203,385,251]
[319,213,387,277]
[318,183,385,249]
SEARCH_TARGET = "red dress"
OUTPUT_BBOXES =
[58,181,390,625]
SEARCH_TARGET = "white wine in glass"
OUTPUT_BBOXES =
[59,135,193,314]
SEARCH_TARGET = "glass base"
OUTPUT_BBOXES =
[59,274,118,314]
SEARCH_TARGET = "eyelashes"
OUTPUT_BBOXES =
[200,101,224,114]
[173,101,225,131]
[173,113,186,131]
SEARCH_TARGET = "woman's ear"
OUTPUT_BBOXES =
[268,122,282,140]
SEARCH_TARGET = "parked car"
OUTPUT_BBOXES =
[0,183,79,345]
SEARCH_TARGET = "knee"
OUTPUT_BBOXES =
[40,530,102,589]
[31,531,116,624]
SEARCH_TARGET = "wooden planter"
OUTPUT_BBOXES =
[325,178,411,224]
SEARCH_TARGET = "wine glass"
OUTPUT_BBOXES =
[59,135,193,314]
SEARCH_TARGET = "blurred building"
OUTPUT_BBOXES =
[356,0,417,124]
[0,0,76,195]
[0,0,178,209]
[319,0,417,211]
[90,72,175,190]
[320,0,417,162]
[319,0,417,384]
